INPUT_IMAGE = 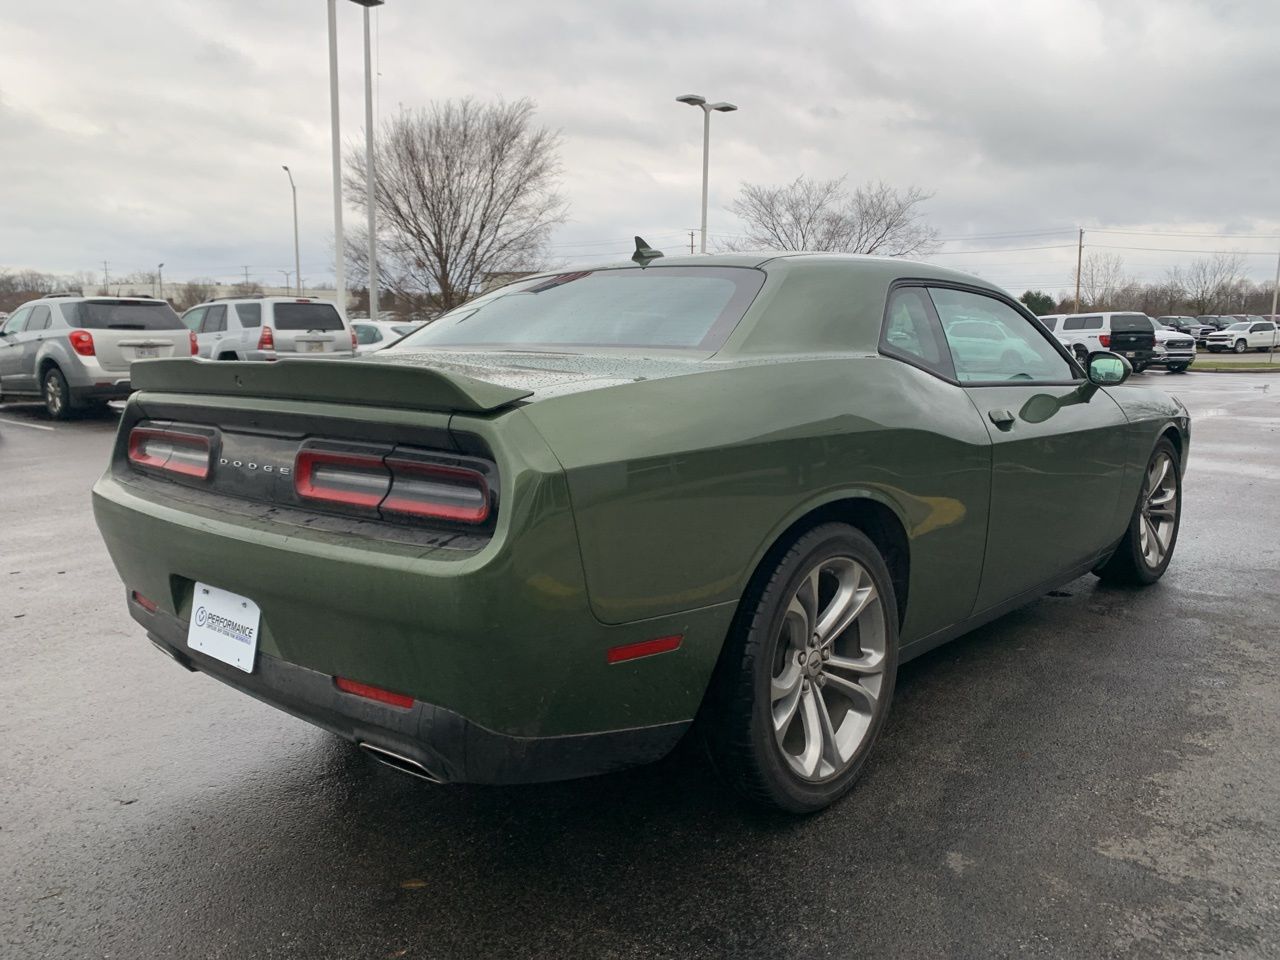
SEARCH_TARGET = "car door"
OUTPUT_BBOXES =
[0,307,33,388]
[15,305,52,391]
[1249,322,1276,350]
[181,306,208,354]
[929,285,1130,613]
[198,305,228,357]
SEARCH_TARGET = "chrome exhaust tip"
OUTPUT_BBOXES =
[358,742,444,784]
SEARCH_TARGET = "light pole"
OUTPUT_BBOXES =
[157,262,164,300]
[281,166,301,296]
[676,94,737,253]
[352,0,383,319]
[280,269,294,292]
[326,0,345,311]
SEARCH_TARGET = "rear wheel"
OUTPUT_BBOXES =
[1095,438,1180,585]
[42,367,72,420]
[703,523,899,813]
[1072,344,1089,367]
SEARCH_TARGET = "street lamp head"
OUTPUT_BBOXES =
[675,94,707,107]
[282,164,290,172]
[710,102,738,113]
[348,0,384,6]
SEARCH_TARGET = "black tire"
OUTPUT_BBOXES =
[1167,364,1188,374]
[702,523,899,813]
[1132,362,1149,373]
[1095,437,1181,586]
[42,366,72,420]
[1072,345,1089,367]
[1233,339,1247,353]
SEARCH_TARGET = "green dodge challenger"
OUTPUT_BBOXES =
[92,252,1188,812]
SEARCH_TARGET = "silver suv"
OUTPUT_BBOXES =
[0,296,195,418]
[181,297,355,360]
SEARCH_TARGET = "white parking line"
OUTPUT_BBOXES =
[0,417,55,431]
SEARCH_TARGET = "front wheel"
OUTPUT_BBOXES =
[1167,364,1189,374]
[703,523,899,813]
[1095,438,1181,585]
[42,367,72,420]
[1234,339,1247,353]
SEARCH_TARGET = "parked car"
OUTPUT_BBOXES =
[93,253,1189,813]
[1051,312,1158,371]
[1036,314,1066,332]
[352,319,423,354]
[1204,319,1279,353]
[1150,324,1197,373]
[181,297,356,360]
[0,295,195,418]
[1156,316,1211,340]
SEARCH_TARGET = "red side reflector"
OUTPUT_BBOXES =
[127,427,212,478]
[188,330,198,355]
[606,635,683,664]
[334,676,415,709]
[131,590,158,613]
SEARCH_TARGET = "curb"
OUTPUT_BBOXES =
[1188,366,1280,374]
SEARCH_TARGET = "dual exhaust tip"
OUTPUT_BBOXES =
[358,741,444,784]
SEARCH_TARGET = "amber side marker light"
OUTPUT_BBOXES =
[606,635,683,665]
[334,676,415,709]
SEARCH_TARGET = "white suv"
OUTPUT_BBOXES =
[0,295,195,417]
[181,297,356,360]
[1047,312,1158,371]
[1204,319,1278,353]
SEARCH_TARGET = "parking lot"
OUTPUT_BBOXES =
[1,371,1278,959]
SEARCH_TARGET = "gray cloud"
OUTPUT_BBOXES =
[1,0,1278,296]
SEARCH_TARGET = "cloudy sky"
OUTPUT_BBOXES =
[2,0,1279,297]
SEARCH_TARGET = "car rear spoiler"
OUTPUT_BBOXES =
[130,358,533,414]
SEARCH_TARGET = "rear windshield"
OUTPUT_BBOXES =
[60,300,183,330]
[272,302,344,331]
[1111,314,1154,333]
[396,266,765,352]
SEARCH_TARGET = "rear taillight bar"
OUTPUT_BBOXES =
[292,446,493,525]
[382,458,490,524]
[127,426,213,479]
[294,449,390,509]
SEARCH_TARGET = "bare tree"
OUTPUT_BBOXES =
[176,279,216,311]
[344,98,567,312]
[1075,252,1127,309]
[1173,251,1244,315]
[726,176,940,256]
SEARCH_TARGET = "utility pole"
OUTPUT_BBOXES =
[360,1,380,321]
[281,269,293,293]
[157,262,164,300]
[1074,228,1083,313]
[102,260,110,295]
[689,231,695,255]
[327,0,346,314]
[1269,247,1279,365]
[242,266,252,288]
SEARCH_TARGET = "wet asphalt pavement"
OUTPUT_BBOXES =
[1,371,1278,960]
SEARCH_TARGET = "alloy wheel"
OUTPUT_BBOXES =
[1139,452,1178,568]
[769,556,887,782]
[44,372,63,416]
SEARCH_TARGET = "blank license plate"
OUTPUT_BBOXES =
[186,582,261,673]
[303,341,324,352]
[135,346,159,358]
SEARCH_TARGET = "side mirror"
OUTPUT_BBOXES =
[1087,351,1131,386]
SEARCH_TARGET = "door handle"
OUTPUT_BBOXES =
[988,409,1016,429]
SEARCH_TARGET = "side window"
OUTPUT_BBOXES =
[234,303,261,328]
[1041,317,1057,331]
[201,305,227,333]
[354,324,381,345]
[1084,316,1103,330]
[1250,323,1268,333]
[26,305,51,331]
[3,307,32,334]
[930,287,1075,383]
[182,307,207,332]
[880,286,955,379]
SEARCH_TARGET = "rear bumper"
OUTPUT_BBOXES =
[136,598,689,784]
[70,379,132,402]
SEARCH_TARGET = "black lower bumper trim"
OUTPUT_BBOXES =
[136,602,690,785]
